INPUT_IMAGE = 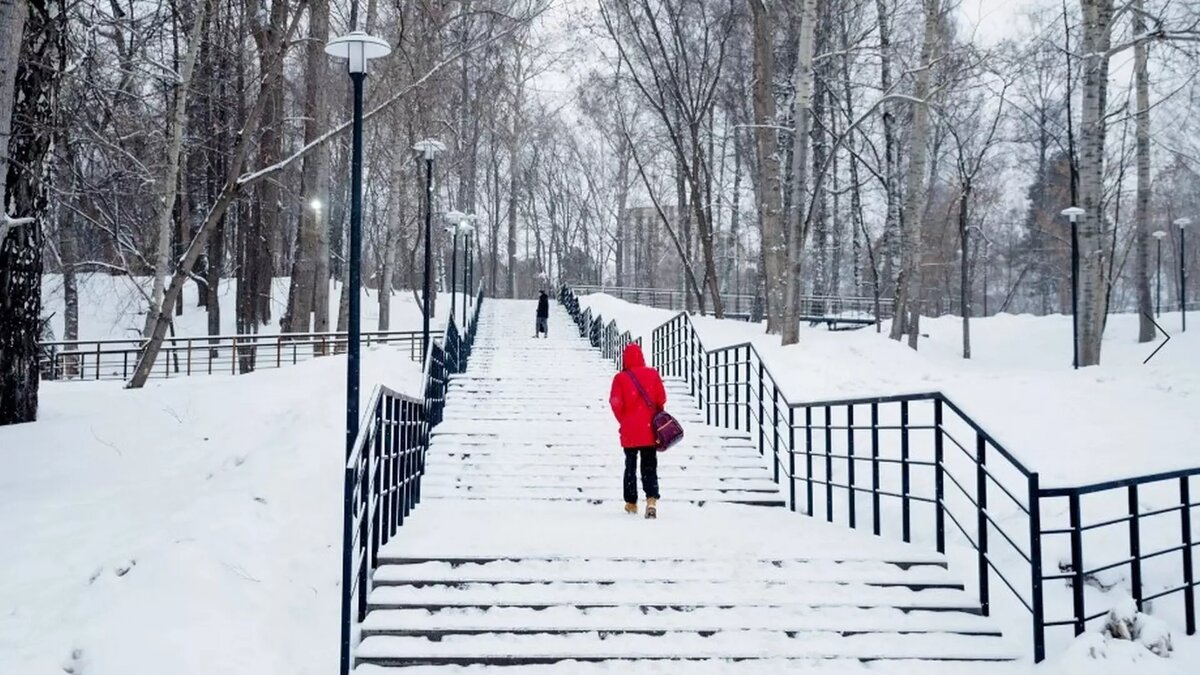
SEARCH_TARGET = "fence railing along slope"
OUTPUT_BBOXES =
[561,285,1200,662]
[339,286,483,675]
[39,329,426,381]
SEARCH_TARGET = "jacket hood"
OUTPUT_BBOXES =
[622,343,646,370]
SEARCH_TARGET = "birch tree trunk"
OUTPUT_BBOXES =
[1076,0,1114,366]
[1133,0,1155,343]
[0,0,26,221]
[782,0,819,346]
[283,0,330,334]
[890,0,939,346]
[143,0,210,337]
[876,0,903,315]
[1,0,64,424]
[748,0,785,334]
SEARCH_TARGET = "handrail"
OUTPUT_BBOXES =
[560,285,1200,663]
[39,329,427,381]
[339,282,485,675]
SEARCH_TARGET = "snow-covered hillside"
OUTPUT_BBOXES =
[579,293,1200,488]
[0,348,423,675]
[40,274,466,342]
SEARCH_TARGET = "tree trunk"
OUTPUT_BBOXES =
[1,0,64,424]
[378,157,404,331]
[876,0,903,315]
[283,0,330,334]
[782,0,819,345]
[144,0,210,337]
[890,0,939,347]
[748,0,785,334]
[506,48,523,298]
[1133,0,1154,343]
[1076,0,1113,366]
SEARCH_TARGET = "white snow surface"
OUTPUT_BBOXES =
[3,291,1197,674]
[578,293,1200,488]
[40,273,466,341]
[0,347,423,675]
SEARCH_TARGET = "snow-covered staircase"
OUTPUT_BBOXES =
[355,300,1021,670]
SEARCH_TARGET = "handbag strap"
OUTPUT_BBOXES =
[624,371,657,411]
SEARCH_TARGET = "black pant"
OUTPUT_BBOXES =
[624,447,660,503]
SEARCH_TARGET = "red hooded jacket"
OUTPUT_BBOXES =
[610,343,668,449]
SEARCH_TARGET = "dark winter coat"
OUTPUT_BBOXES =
[609,343,667,448]
[536,293,550,318]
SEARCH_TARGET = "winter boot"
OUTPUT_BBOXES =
[645,498,658,520]
[624,502,638,515]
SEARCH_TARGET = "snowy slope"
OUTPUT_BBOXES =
[0,348,422,675]
[579,293,1200,488]
[40,274,465,342]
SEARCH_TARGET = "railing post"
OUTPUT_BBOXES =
[976,433,990,616]
[1128,484,1142,610]
[901,400,911,543]
[934,399,946,554]
[706,351,713,426]
[1029,472,1046,662]
[824,405,833,522]
[743,346,751,434]
[772,384,780,484]
[757,359,765,457]
[788,407,797,512]
[805,406,814,517]
[724,349,732,429]
[847,404,856,529]
[1068,492,1086,636]
[1183,477,1196,635]
[871,402,881,536]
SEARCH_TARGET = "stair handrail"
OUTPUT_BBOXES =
[562,284,1200,662]
[339,291,485,675]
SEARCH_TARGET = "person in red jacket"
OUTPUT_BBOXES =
[609,343,667,518]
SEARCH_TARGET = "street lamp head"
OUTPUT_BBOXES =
[310,198,322,211]
[1153,230,1168,240]
[413,139,446,160]
[1061,206,1086,222]
[1176,217,1193,229]
[325,32,391,74]
[457,221,476,236]
[445,209,467,225]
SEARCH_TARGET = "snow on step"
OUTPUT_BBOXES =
[354,300,1017,670]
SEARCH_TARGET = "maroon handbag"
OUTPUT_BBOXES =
[625,371,684,451]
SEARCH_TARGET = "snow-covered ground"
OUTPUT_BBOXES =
[40,273,467,342]
[0,347,424,675]
[578,292,1200,671]
[579,293,1200,488]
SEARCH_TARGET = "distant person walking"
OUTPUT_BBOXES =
[609,343,667,519]
[535,291,550,338]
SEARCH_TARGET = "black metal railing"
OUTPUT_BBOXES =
[38,329,426,381]
[562,286,1199,662]
[340,284,484,675]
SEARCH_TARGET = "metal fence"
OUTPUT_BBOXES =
[38,330,425,381]
[340,285,484,675]
[561,285,1200,662]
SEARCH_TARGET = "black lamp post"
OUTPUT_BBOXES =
[1062,206,1085,370]
[326,29,390,675]
[1178,217,1192,332]
[460,217,476,327]
[444,210,466,328]
[413,139,445,360]
[1153,229,1167,317]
